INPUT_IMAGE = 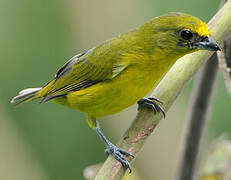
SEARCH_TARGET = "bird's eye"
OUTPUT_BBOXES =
[180,30,193,40]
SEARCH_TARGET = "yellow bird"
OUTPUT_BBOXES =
[11,12,220,171]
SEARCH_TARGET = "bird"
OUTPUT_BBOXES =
[11,12,220,172]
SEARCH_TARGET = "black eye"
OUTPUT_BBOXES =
[180,30,193,40]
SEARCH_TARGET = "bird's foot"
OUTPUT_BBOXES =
[137,97,166,117]
[105,143,135,173]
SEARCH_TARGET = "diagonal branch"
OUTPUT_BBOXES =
[95,1,231,180]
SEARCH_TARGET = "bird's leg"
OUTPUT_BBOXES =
[137,97,166,117]
[95,121,134,173]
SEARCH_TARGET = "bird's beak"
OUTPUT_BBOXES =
[194,36,221,51]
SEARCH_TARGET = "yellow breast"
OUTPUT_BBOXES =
[60,53,178,118]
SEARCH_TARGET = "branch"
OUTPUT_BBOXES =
[95,1,231,179]
[174,53,219,180]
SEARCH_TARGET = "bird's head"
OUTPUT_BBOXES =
[139,12,220,58]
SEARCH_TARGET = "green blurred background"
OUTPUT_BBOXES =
[1,0,230,179]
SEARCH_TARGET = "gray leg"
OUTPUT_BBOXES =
[95,123,134,173]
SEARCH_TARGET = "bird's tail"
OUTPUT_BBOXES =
[11,87,42,105]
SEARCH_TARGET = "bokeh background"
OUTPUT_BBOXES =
[1,0,230,179]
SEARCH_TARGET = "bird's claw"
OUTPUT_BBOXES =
[105,143,134,173]
[137,97,166,118]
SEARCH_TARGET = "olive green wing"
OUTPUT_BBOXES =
[41,49,128,102]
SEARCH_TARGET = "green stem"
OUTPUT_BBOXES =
[95,1,231,179]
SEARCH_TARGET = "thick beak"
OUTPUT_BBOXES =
[194,36,221,51]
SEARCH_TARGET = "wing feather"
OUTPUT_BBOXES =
[42,48,129,102]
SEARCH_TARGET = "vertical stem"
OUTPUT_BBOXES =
[218,35,231,94]
[174,53,219,180]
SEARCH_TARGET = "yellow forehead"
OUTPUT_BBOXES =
[178,13,210,37]
[155,13,211,37]
[190,21,210,37]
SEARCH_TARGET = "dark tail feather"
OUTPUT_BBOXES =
[40,94,64,104]
[11,87,42,105]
